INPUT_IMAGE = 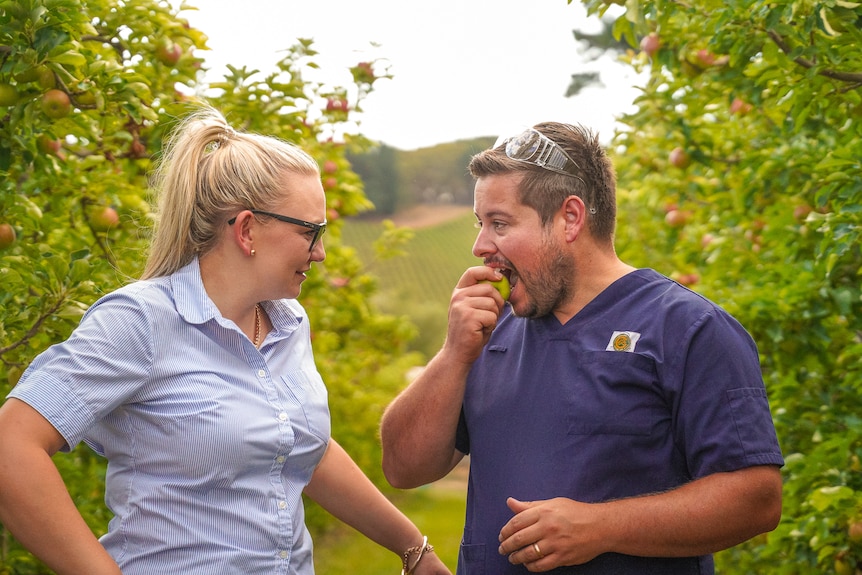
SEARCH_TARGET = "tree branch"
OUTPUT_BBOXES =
[768,29,862,84]
[0,296,66,357]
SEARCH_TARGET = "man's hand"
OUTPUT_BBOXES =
[444,266,508,364]
[498,497,604,571]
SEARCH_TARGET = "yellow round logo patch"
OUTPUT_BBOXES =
[612,333,632,351]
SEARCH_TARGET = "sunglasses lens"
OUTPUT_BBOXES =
[506,130,541,160]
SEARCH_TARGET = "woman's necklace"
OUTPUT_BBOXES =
[253,303,262,347]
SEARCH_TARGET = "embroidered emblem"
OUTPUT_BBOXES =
[606,331,641,352]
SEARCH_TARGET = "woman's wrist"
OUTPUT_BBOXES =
[400,535,434,575]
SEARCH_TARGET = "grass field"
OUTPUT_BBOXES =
[341,208,480,357]
[313,485,467,574]
[341,208,479,304]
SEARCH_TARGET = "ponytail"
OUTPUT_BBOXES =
[141,105,319,279]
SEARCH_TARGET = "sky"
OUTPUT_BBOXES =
[178,0,644,150]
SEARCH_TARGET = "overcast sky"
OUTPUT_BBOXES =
[179,0,644,150]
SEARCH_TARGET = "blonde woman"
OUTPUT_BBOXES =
[0,107,449,575]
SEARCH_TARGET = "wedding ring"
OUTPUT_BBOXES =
[533,542,544,559]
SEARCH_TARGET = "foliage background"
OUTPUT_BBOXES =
[0,0,423,571]
[582,0,862,572]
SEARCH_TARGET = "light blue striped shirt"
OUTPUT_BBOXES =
[9,258,330,574]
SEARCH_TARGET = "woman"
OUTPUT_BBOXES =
[0,107,449,575]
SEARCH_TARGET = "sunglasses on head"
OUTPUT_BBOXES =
[493,128,584,182]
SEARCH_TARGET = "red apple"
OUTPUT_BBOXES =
[323,176,337,190]
[91,206,120,232]
[155,40,182,66]
[41,89,71,119]
[680,273,700,286]
[695,49,716,67]
[323,160,338,174]
[37,134,64,157]
[671,271,699,287]
[129,139,147,158]
[669,147,691,169]
[665,209,690,228]
[354,61,375,82]
[640,33,660,58]
[0,223,16,249]
[325,97,348,112]
[730,97,753,116]
[793,204,812,221]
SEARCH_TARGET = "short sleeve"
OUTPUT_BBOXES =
[672,309,784,477]
[8,291,154,451]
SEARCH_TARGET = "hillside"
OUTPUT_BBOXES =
[340,205,477,358]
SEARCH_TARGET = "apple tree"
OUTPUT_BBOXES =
[574,0,862,571]
[0,0,416,570]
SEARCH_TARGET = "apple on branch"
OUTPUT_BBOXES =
[42,89,71,119]
[669,147,691,169]
[640,33,660,58]
[665,209,691,228]
[325,97,348,112]
[155,40,182,66]
[0,83,19,106]
[90,206,120,232]
[730,97,754,116]
[0,223,16,249]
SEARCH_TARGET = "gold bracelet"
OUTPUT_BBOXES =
[400,535,434,575]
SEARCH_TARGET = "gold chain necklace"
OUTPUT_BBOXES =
[253,303,262,347]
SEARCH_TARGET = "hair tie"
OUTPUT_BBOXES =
[217,126,235,144]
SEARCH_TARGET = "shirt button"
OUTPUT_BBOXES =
[279,550,288,559]
[278,412,288,421]
[276,455,286,464]
[257,369,266,378]
[278,500,287,509]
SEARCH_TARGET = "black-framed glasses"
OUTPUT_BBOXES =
[493,128,584,183]
[228,209,327,252]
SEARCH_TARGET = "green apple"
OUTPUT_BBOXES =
[42,89,71,119]
[480,274,511,301]
[0,83,18,106]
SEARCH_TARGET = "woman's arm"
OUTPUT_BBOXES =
[0,398,122,575]
[304,439,452,574]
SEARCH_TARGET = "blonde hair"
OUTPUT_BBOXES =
[142,106,320,279]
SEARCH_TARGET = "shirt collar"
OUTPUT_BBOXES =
[170,258,304,336]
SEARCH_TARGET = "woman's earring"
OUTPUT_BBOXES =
[250,249,256,257]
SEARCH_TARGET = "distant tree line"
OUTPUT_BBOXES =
[346,18,623,217]
[347,137,494,215]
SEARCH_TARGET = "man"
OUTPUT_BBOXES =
[380,123,784,574]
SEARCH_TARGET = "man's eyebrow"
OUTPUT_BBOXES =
[475,209,515,220]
